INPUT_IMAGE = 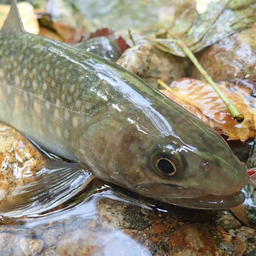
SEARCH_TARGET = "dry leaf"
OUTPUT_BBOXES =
[149,0,256,57]
[0,2,39,34]
[51,22,83,44]
[39,25,61,41]
[38,15,83,44]
[162,78,255,141]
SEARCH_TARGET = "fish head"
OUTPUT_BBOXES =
[76,104,248,209]
[105,122,248,209]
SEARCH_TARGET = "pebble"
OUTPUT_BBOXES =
[233,234,247,256]
[19,237,44,256]
[0,232,15,256]
[215,211,242,231]
[42,229,58,247]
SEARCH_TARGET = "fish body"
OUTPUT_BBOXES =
[0,0,249,211]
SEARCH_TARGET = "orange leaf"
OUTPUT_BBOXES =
[162,78,255,142]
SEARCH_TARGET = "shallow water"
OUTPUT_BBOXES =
[0,183,158,255]
[1,179,255,256]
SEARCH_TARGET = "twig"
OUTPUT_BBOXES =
[176,39,244,122]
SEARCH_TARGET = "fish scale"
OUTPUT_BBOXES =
[0,0,250,216]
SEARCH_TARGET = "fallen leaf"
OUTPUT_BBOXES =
[230,204,256,229]
[39,25,61,41]
[148,0,256,57]
[162,78,255,141]
[38,15,83,44]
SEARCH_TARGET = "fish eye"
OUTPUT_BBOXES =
[156,158,176,176]
[148,145,183,178]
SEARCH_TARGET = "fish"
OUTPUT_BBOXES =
[0,0,249,216]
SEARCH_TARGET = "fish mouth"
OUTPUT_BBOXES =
[159,191,245,209]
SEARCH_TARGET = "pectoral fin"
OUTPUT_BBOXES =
[0,161,94,217]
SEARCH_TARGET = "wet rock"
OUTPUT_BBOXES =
[235,226,256,255]
[166,205,216,223]
[247,205,256,224]
[19,237,44,256]
[0,123,45,201]
[0,232,15,256]
[215,211,242,231]
[233,233,247,256]
[42,229,58,247]
[219,242,236,254]
[98,197,157,230]
[40,247,60,256]
[247,248,256,256]
[188,27,256,81]
[237,226,256,239]
[55,230,99,256]
[117,43,188,89]
[168,223,217,256]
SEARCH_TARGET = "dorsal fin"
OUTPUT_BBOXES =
[2,0,25,33]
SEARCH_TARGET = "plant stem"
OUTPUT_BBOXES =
[176,39,244,122]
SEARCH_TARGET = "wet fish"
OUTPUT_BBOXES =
[0,0,249,215]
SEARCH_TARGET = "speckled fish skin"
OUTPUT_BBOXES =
[0,0,249,209]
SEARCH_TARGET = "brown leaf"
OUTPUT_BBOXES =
[162,78,255,142]
[38,15,83,44]
[52,22,83,44]
[230,204,256,229]
[39,25,61,41]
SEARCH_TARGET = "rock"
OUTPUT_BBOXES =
[215,211,242,231]
[0,232,15,256]
[42,229,58,247]
[117,43,188,89]
[98,197,157,230]
[0,123,45,202]
[168,223,217,256]
[19,237,44,256]
[40,247,59,256]
[247,248,256,256]
[233,233,247,256]
[188,27,256,81]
